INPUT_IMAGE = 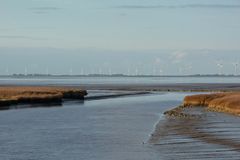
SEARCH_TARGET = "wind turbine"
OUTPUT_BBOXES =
[152,68,156,76]
[5,67,9,76]
[155,58,161,76]
[216,61,223,75]
[178,67,183,75]
[159,69,163,75]
[232,62,239,76]
[46,67,49,75]
[24,67,28,76]
[98,68,102,75]
[127,68,130,76]
[81,68,84,75]
[91,69,94,75]
[108,68,112,75]
[69,68,73,76]
[185,64,192,75]
[135,68,139,76]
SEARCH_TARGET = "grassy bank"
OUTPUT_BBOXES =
[0,87,87,107]
[165,92,240,116]
[183,92,240,116]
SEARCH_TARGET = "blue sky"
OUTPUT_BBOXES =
[0,0,240,75]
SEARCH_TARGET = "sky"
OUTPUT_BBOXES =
[0,0,240,75]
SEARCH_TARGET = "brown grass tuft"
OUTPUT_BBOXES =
[0,86,87,106]
[183,92,240,115]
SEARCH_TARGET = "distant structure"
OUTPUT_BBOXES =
[24,67,28,76]
[81,68,84,75]
[135,68,139,76]
[5,67,9,76]
[152,68,156,76]
[159,69,163,75]
[216,61,223,75]
[178,64,192,75]
[232,62,239,75]
[178,67,183,75]
[185,64,192,75]
[108,68,112,75]
[98,68,102,75]
[46,67,49,75]
[127,68,130,76]
[91,69,94,75]
[69,68,73,76]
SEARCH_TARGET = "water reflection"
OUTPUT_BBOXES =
[0,102,63,110]
[0,100,86,111]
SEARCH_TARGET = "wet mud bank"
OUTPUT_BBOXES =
[150,92,240,159]
[150,106,240,159]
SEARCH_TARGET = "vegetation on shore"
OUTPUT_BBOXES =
[183,92,240,115]
[0,87,87,107]
[165,92,240,116]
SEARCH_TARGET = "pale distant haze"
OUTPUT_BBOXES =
[0,0,240,75]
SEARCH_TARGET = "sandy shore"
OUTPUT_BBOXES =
[0,86,87,107]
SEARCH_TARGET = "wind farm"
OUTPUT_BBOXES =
[1,0,240,159]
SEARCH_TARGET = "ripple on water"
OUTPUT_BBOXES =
[149,107,240,160]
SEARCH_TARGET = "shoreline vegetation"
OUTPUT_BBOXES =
[1,85,240,116]
[0,87,87,108]
[165,92,240,117]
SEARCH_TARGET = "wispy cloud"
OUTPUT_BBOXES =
[114,4,240,9]
[0,35,47,40]
[29,7,62,14]
[29,7,61,10]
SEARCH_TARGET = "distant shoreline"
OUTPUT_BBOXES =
[1,74,240,78]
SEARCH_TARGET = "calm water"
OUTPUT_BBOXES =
[0,93,183,160]
[0,93,239,160]
[0,76,240,85]
[0,76,240,159]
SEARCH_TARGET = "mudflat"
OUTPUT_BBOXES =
[73,83,240,92]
